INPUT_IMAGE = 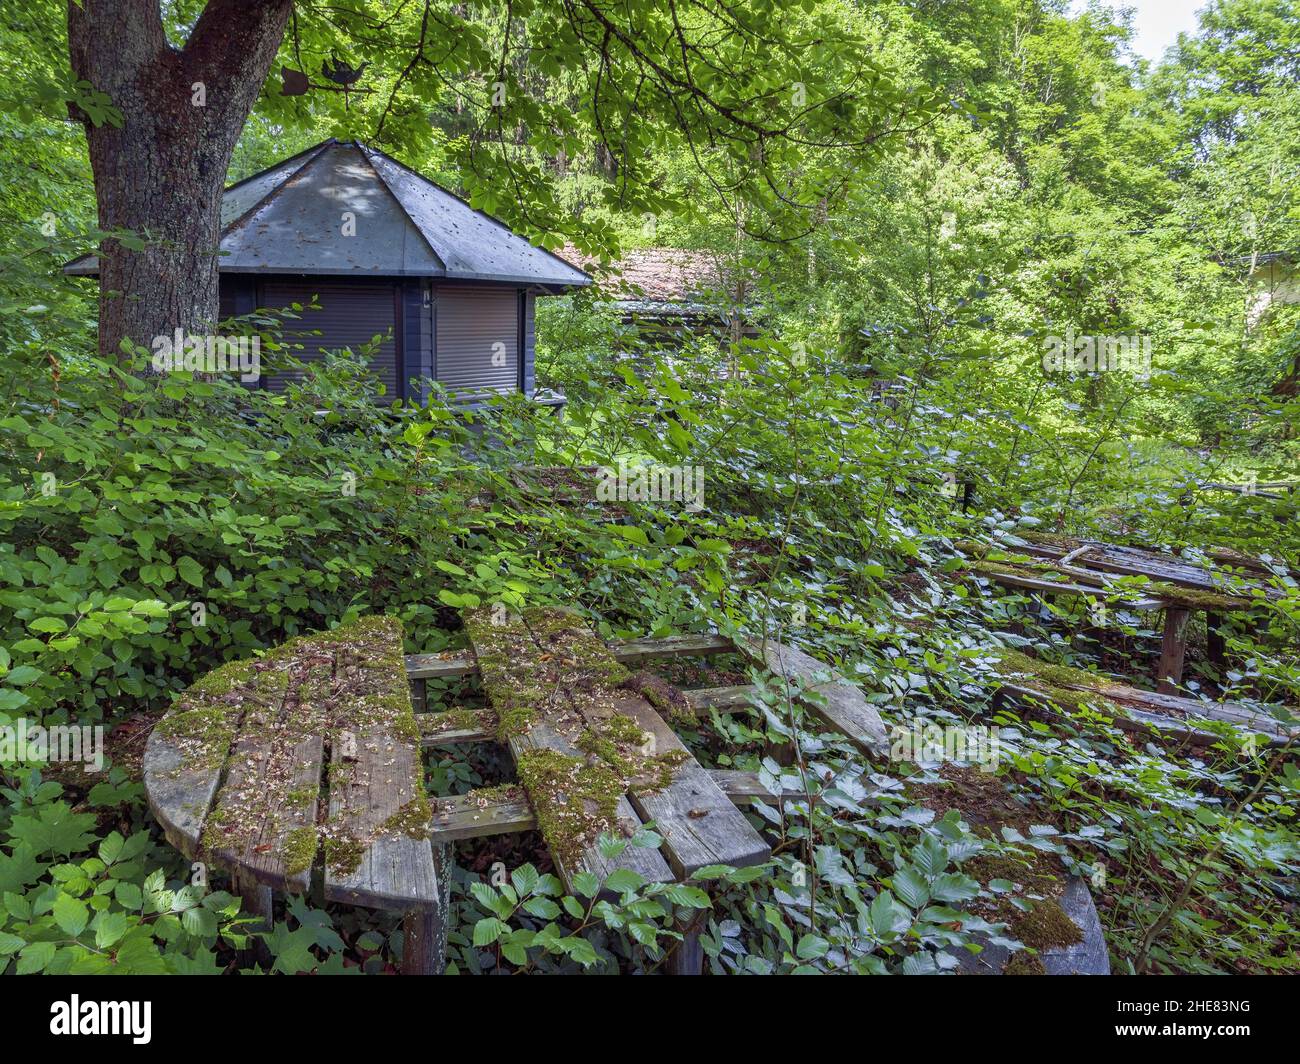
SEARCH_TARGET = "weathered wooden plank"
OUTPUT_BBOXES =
[404,651,476,680]
[997,678,1296,747]
[1016,537,1274,601]
[683,684,758,714]
[464,607,672,889]
[998,683,1223,746]
[611,693,770,876]
[430,786,537,841]
[417,708,498,747]
[427,771,789,842]
[733,634,888,752]
[973,566,1164,609]
[142,656,275,859]
[205,656,328,895]
[707,769,787,805]
[610,633,736,665]
[324,617,439,912]
[403,634,736,682]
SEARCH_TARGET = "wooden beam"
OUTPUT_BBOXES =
[427,770,795,842]
[973,567,1164,609]
[404,652,476,680]
[414,686,761,749]
[609,633,736,665]
[404,633,737,681]
[1206,611,1226,666]
[683,684,758,714]
[732,634,888,752]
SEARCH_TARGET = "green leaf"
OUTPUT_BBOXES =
[614,525,649,547]
[181,906,218,938]
[796,933,829,960]
[53,893,89,937]
[3,891,31,920]
[438,589,481,608]
[511,864,540,897]
[114,881,143,910]
[521,896,560,920]
[16,940,56,974]
[176,556,204,587]
[0,843,44,892]
[93,910,131,949]
[472,917,507,946]
[98,831,124,865]
[6,802,97,858]
[603,869,646,895]
[572,872,600,899]
[4,665,42,687]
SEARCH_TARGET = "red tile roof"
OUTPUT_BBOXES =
[558,245,743,304]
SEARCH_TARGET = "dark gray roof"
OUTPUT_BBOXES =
[65,139,590,288]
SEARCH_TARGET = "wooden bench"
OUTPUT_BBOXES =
[144,616,443,973]
[146,610,888,974]
[988,649,1297,750]
[961,535,1279,693]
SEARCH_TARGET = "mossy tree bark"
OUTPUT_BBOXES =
[67,0,293,361]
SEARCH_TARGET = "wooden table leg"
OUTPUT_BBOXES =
[1206,611,1226,666]
[665,911,705,975]
[403,842,452,975]
[232,868,273,967]
[1157,607,1191,694]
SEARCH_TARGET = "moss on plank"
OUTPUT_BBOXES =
[325,833,366,877]
[380,794,434,840]
[1004,952,1048,975]
[910,766,1085,960]
[420,706,497,736]
[516,748,625,868]
[619,669,696,724]
[1142,581,1248,611]
[282,826,318,878]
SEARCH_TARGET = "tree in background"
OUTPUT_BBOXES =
[56,0,936,362]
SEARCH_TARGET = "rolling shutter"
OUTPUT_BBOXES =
[257,281,400,397]
[435,286,519,397]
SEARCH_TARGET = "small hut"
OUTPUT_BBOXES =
[66,139,590,403]
[560,246,759,352]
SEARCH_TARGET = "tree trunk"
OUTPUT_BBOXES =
[67,0,293,361]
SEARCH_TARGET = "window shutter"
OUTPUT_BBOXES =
[258,281,400,397]
[434,286,520,398]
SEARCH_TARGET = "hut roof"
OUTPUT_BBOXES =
[66,139,590,289]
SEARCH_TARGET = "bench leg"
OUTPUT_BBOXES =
[232,869,273,967]
[1206,611,1226,666]
[665,913,705,975]
[232,869,272,928]
[402,842,452,975]
[1157,608,1191,694]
